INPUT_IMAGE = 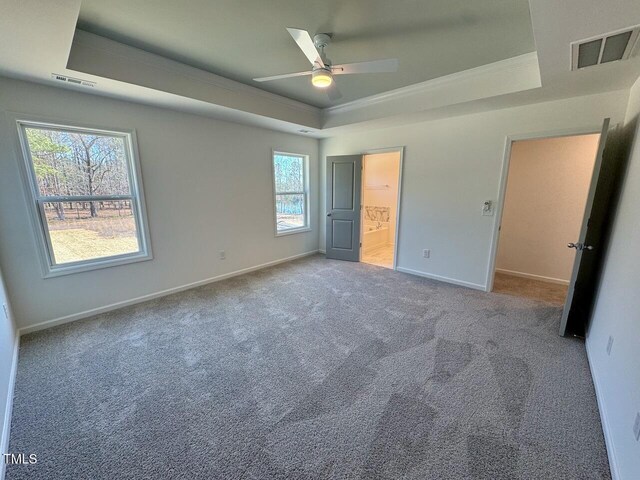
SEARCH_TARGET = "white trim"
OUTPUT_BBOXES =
[485,126,603,293]
[357,147,405,271]
[495,269,570,285]
[18,250,319,335]
[13,117,154,278]
[274,227,312,237]
[396,267,486,291]
[325,52,539,116]
[318,249,326,254]
[585,339,620,480]
[271,150,311,237]
[0,335,20,480]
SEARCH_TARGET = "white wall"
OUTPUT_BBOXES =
[0,265,17,480]
[585,76,640,480]
[0,77,319,330]
[496,135,599,283]
[320,90,629,289]
[363,152,400,245]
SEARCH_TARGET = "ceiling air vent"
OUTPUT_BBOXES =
[571,26,640,70]
[50,73,96,88]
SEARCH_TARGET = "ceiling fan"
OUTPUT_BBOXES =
[253,28,399,100]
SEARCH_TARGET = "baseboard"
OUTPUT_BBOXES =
[19,250,319,336]
[318,249,326,254]
[396,267,486,291]
[0,335,20,480]
[585,339,620,480]
[495,268,570,285]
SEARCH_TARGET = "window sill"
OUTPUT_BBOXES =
[43,251,153,278]
[275,227,312,237]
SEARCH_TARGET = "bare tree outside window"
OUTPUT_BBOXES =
[18,122,151,274]
[273,153,309,234]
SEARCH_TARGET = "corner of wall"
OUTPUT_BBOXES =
[0,323,19,480]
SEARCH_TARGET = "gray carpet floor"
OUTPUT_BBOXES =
[7,255,610,479]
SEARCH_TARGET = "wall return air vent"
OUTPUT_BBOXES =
[571,26,640,70]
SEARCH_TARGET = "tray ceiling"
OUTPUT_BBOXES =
[77,0,536,108]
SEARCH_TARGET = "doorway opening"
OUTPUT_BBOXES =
[360,151,401,269]
[492,133,601,305]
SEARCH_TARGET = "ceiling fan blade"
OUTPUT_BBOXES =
[326,82,342,101]
[332,58,399,75]
[253,71,312,82]
[286,28,325,68]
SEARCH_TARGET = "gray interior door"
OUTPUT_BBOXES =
[560,118,624,336]
[326,155,362,261]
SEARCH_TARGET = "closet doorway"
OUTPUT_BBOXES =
[492,132,601,305]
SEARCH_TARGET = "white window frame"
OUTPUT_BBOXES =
[16,119,153,278]
[271,150,311,236]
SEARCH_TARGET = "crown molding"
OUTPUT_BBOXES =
[322,52,542,128]
[325,52,540,114]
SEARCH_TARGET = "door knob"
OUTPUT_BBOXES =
[567,242,594,251]
[327,213,332,217]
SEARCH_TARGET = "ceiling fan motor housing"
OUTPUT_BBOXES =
[313,33,331,49]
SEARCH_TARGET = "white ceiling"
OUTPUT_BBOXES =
[76,0,536,108]
[0,0,640,137]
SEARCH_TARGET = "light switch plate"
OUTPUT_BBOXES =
[482,200,494,216]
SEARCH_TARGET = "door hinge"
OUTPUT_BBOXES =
[360,242,362,247]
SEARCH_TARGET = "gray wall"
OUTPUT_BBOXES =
[320,90,629,290]
[0,77,319,330]
[586,76,640,480]
[0,265,17,478]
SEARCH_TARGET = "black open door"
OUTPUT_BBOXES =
[560,118,627,337]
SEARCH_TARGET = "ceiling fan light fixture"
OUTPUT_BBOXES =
[312,68,333,88]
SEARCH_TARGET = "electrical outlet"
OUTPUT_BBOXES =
[633,412,640,441]
[606,336,614,355]
[219,251,226,260]
[422,249,430,259]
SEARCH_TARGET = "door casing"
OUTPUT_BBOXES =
[487,126,604,293]
[359,147,405,270]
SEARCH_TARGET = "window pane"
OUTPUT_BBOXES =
[24,127,131,197]
[274,154,304,193]
[43,200,140,264]
[276,194,306,231]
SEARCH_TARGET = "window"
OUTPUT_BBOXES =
[272,151,310,235]
[17,121,152,277]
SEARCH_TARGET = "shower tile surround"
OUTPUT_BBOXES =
[364,206,390,222]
